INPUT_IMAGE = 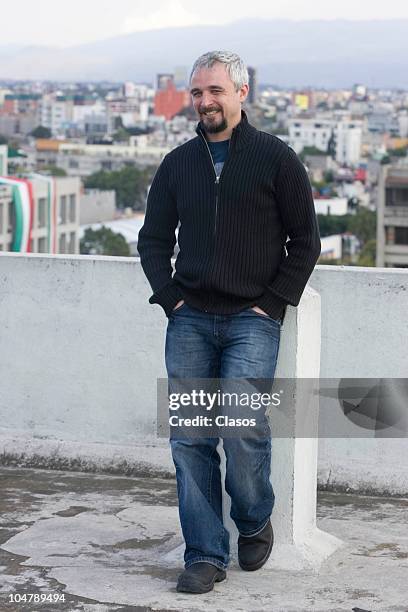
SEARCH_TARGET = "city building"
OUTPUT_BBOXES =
[80,189,116,225]
[288,118,363,165]
[320,233,359,261]
[37,94,74,135]
[154,80,190,121]
[0,112,37,137]
[0,165,80,254]
[35,140,169,177]
[320,234,342,260]
[377,163,408,267]
[367,111,400,135]
[304,153,335,182]
[2,93,41,115]
[292,91,314,111]
[314,197,349,216]
[106,97,148,128]
[72,99,108,136]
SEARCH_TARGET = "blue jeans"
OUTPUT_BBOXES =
[165,303,281,570]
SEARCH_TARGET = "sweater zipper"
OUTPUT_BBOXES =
[214,176,219,236]
[200,134,231,237]
[199,131,232,312]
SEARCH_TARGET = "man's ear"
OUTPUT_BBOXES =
[239,83,249,103]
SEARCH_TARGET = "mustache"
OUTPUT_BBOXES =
[199,107,222,114]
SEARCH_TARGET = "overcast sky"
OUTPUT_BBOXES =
[4,0,408,47]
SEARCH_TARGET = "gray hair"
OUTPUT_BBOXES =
[190,51,249,91]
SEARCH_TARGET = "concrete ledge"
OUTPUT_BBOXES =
[0,431,175,478]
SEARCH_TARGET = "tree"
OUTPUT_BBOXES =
[126,126,154,136]
[7,162,26,175]
[317,214,351,238]
[84,165,156,211]
[357,239,376,267]
[348,209,377,244]
[318,258,341,265]
[388,145,408,157]
[300,145,326,157]
[31,125,52,139]
[80,227,131,256]
[112,127,130,143]
[327,131,336,160]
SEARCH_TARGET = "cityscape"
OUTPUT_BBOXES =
[1,69,408,268]
[1,4,408,607]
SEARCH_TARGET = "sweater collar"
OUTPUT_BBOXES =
[196,109,256,152]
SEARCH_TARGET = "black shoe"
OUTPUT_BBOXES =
[238,520,274,571]
[176,562,227,594]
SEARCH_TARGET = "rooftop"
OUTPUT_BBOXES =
[1,466,407,612]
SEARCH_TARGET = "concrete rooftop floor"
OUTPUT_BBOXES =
[0,466,407,612]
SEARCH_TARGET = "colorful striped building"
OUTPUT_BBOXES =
[0,147,80,254]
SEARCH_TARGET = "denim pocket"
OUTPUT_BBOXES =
[247,308,281,326]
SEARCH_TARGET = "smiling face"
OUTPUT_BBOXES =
[190,62,249,141]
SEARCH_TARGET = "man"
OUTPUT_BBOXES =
[137,50,321,594]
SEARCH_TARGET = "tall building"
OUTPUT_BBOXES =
[247,66,257,105]
[154,81,190,121]
[377,164,408,268]
[37,95,73,135]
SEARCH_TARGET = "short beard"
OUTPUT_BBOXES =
[201,116,228,134]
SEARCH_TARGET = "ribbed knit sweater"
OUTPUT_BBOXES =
[137,111,321,320]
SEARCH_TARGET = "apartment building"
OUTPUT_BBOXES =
[0,175,80,255]
[288,118,363,165]
[37,95,74,135]
[377,163,408,267]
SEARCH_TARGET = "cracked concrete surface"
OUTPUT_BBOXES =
[0,467,407,611]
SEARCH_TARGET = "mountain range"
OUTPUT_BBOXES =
[1,19,408,88]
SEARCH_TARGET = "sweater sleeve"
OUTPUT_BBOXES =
[256,147,321,320]
[137,155,183,316]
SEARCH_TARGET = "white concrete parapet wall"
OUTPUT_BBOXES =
[0,253,172,475]
[1,254,408,496]
[311,265,408,496]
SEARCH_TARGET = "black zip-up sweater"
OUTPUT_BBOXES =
[137,111,321,320]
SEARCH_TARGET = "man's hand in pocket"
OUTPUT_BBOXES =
[251,305,268,316]
[173,300,185,311]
